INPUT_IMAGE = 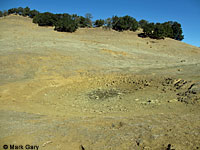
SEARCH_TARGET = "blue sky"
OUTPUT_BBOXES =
[0,0,199,47]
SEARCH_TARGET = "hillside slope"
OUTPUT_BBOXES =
[0,15,200,150]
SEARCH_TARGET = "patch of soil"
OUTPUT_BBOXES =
[86,75,200,104]
[88,88,121,100]
[177,81,200,104]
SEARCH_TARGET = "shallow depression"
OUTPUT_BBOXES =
[88,88,121,101]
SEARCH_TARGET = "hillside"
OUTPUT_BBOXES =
[0,15,200,150]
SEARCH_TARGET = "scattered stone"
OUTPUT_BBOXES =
[167,99,177,103]
[147,100,151,103]
[111,122,124,129]
[176,81,200,104]
[180,60,186,62]
[188,82,200,94]
[42,141,52,147]
[79,145,85,150]
[136,139,141,146]
[88,89,121,100]
[118,122,124,128]
[166,144,171,150]
[173,79,187,89]
[177,68,181,71]
[166,144,175,150]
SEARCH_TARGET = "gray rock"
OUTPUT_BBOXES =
[189,82,200,94]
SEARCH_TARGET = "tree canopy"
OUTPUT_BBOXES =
[0,11,3,17]
[94,19,105,27]
[0,7,184,39]
[139,19,148,29]
[142,21,184,40]
[111,15,138,31]
[54,15,78,32]
[33,12,57,26]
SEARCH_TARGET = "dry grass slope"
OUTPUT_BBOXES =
[0,15,200,150]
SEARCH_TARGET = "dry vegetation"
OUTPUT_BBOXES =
[0,15,200,150]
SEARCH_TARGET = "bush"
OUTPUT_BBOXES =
[29,9,39,18]
[85,13,93,28]
[7,7,31,17]
[112,15,138,31]
[105,18,112,29]
[78,16,88,28]
[151,23,165,39]
[94,19,105,27]
[143,23,155,37]
[139,19,148,29]
[141,21,184,40]
[33,12,57,26]
[3,10,8,16]
[8,8,17,15]
[171,22,184,41]
[129,17,139,31]
[162,22,173,38]
[22,7,30,17]
[0,11,3,17]
[16,7,24,15]
[143,23,168,39]
[2,7,185,36]
[71,14,80,25]
[54,16,78,32]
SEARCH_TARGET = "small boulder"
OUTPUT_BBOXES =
[189,82,200,94]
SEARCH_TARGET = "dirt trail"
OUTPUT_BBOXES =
[0,15,200,150]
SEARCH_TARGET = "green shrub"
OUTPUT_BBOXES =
[171,22,184,41]
[105,18,112,29]
[8,8,17,15]
[142,21,184,40]
[78,16,88,28]
[143,23,155,37]
[22,7,30,16]
[112,15,138,31]
[139,19,148,29]
[33,12,57,26]
[151,23,165,39]
[71,14,80,25]
[162,22,173,38]
[3,10,8,16]
[94,19,105,27]
[85,13,93,28]
[29,9,39,18]
[54,16,78,32]
[2,7,185,37]
[0,11,3,17]
[16,7,24,15]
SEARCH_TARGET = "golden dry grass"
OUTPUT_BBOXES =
[0,15,200,150]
